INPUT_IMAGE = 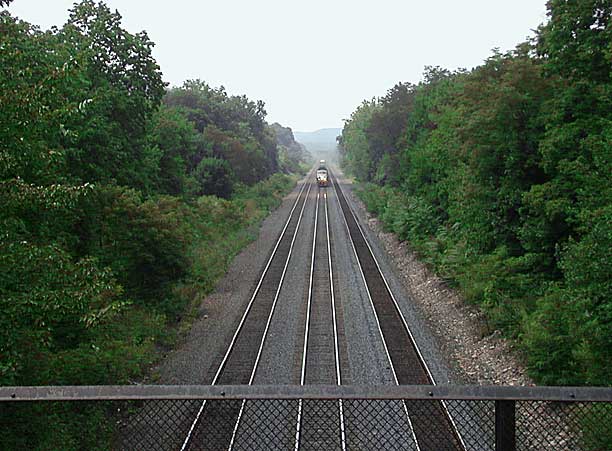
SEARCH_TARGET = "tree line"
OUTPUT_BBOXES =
[1,1,310,447]
[340,0,611,386]
[1,0,308,389]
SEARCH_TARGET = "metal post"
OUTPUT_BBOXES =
[495,400,516,451]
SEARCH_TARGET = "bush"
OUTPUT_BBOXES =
[0,172,298,449]
[72,186,193,316]
[0,237,123,385]
[356,183,389,216]
[524,206,612,385]
[0,402,114,451]
[234,173,296,221]
[194,157,234,198]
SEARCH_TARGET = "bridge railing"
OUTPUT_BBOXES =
[2,384,611,451]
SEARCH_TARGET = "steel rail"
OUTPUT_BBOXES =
[180,173,313,451]
[227,178,313,451]
[300,190,319,387]
[326,191,348,451]
[293,190,320,451]
[329,173,422,451]
[294,189,347,451]
[330,170,468,451]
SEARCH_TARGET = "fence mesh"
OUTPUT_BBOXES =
[2,388,611,451]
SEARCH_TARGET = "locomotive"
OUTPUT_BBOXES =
[316,160,328,187]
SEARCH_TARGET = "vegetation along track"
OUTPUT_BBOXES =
[330,170,466,451]
[181,173,313,451]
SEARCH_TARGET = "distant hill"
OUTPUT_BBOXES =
[294,128,342,145]
[294,128,341,161]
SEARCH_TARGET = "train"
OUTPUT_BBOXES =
[316,160,328,187]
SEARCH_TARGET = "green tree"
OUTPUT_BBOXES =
[194,157,234,198]
[339,100,377,181]
[340,1,611,385]
[60,1,166,190]
[147,106,200,195]
[367,83,416,185]
[0,180,125,385]
[0,12,84,184]
[164,81,279,185]
[521,0,612,385]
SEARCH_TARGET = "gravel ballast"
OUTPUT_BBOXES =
[157,167,530,389]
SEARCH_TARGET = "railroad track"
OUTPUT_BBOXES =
[294,189,346,451]
[178,166,466,451]
[329,169,466,451]
[181,174,313,451]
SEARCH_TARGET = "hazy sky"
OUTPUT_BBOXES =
[6,0,548,132]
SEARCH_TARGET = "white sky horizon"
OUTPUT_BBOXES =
[5,0,548,132]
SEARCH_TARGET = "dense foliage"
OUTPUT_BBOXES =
[340,1,611,386]
[1,2,306,448]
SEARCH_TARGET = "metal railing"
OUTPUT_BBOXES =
[2,384,611,451]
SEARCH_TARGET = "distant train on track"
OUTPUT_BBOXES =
[316,160,328,187]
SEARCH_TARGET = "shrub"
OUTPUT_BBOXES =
[194,157,234,198]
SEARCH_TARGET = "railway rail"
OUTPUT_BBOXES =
[180,166,469,450]
[330,169,466,451]
[181,174,313,451]
[294,189,346,451]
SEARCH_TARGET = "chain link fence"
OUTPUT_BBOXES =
[2,385,611,451]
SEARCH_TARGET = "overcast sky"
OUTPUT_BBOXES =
[6,0,548,132]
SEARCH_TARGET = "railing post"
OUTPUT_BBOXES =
[495,400,516,451]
